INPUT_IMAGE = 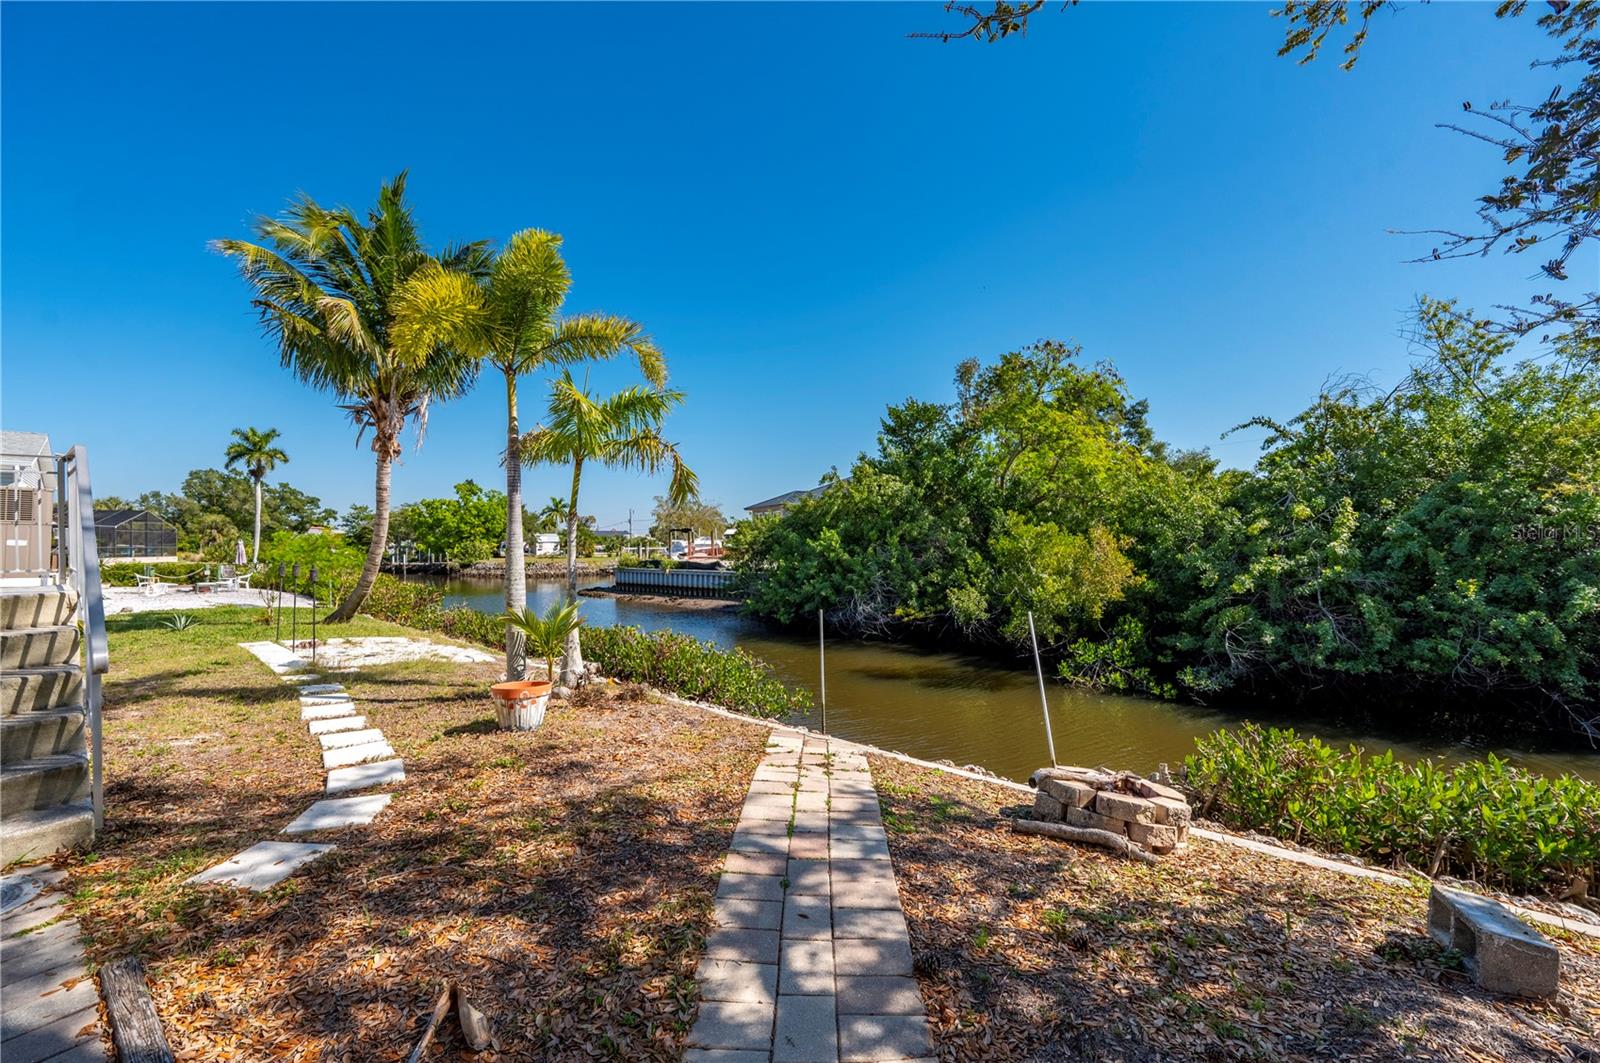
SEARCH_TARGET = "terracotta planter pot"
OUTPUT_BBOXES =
[490,679,552,732]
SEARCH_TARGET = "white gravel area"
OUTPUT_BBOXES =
[104,586,314,614]
[240,637,496,671]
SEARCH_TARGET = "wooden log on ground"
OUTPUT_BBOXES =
[1010,818,1160,864]
[406,984,454,1063]
[99,957,176,1063]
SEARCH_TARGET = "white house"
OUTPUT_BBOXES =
[531,532,562,557]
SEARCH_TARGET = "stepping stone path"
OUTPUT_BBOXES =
[187,643,408,891]
[688,732,935,1063]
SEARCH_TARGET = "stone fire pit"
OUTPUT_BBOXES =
[1026,766,1193,856]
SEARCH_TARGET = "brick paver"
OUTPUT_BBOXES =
[687,732,934,1062]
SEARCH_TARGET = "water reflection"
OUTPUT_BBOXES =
[421,575,1600,784]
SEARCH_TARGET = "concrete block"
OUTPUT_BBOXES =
[1093,790,1157,825]
[1427,884,1560,998]
[689,1001,774,1051]
[696,957,778,1004]
[1126,821,1180,853]
[1041,777,1097,808]
[1032,791,1065,821]
[778,939,835,995]
[189,840,333,891]
[1062,805,1126,834]
[774,994,837,1062]
[1149,795,1192,827]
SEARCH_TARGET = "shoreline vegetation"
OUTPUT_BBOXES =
[729,322,1600,744]
[329,574,1600,904]
[64,606,1600,1059]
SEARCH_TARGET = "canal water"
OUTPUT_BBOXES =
[423,575,1600,785]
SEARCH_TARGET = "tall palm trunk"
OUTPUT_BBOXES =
[251,475,263,563]
[328,448,393,622]
[559,457,584,688]
[503,369,527,679]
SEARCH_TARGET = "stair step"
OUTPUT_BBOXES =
[1,708,87,763]
[0,799,94,865]
[0,588,77,630]
[0,626,81,670]
[1,665,84,716]
[0,754,90,818]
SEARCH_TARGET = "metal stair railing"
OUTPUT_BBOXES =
[59,446,109,830]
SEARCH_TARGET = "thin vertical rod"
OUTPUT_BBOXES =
[818,607,827,734]
[310,567,318,665]
[1028,611,1058,768]
[290,563,299,650]
[275,563,283,643]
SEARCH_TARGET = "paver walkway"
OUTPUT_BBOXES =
[687,731,934,1063]
[188,642,406,891]
[0,866,106,1060]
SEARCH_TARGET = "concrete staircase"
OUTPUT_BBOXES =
[1,587,94,864]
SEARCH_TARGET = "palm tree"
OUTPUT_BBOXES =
[475,230,663,678]
[522,372,697,686]
[214,172,489,621]
[538,496,567,532]
[223,426,289,563]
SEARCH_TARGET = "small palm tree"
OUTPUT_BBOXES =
[522,371,697,686]
[501,599,584,688]
[476,229,663,679]
[214,172,490,621]
[538,496,567,532]
[223,427,289,563]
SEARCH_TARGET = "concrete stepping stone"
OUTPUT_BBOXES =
[322,740,395,769]
[317,727,386,750]
[300,693,352,706]
[326,759,405,793]
[298,683,345,694]
[282,794,392,833]
[308,715,366,735]
[697,958,778,1005]
[189,840,333,890]
[302,702,357,720]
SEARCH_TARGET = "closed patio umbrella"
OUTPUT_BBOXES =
[235,539,247,566]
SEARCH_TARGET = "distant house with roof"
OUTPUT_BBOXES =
[744,484,834,518]
[1,430,55,576]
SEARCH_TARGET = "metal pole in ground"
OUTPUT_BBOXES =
[1028,610,1058,768]
[310,566,318,666]
[290,563,299,651]
[275,563,284,644]
[818,607,827,734]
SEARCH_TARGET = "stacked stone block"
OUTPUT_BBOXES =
[1027,766,1192,855]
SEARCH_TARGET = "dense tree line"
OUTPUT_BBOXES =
[733,299,1600,737]
[99,468,334,559]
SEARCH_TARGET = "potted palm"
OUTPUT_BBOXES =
[494,600,583,730]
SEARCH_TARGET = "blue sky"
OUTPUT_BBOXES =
[1,2,1564,529]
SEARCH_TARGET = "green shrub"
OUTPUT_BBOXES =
[1185,723,1600,894]
[99,562,211,587]
[576,625,810,719]
[356,575,807,719]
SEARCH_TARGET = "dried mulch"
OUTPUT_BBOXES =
[67,616,766,1061]
[872,758,1600,1062]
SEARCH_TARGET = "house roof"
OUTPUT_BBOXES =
[94,508,173,529]
[745,485,831,512]
[0,430,52,459]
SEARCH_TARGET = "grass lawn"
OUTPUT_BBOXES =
[65,607,765,1058]
[48,606,1600,1060]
